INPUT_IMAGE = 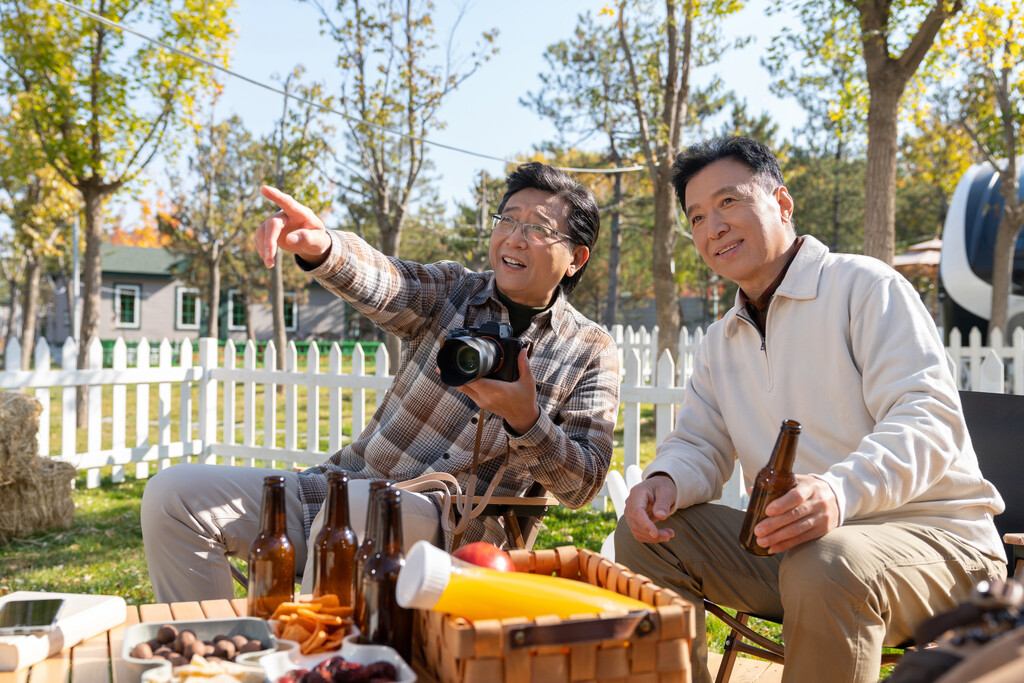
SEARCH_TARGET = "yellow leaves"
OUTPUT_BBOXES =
[599,4,616,17]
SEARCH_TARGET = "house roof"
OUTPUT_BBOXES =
[102,244,184,277]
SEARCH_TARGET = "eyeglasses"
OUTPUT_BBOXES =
[490,214,573,245]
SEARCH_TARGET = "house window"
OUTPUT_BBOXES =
[176,288,201,330]
[114,285,141,329]
[284,293,297,332]
[227,290,246,331]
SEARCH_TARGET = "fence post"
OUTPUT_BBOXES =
[622,348,642,474]
[329,343,343,455]
[654,350,676,444]
[223,339,237,467]
[33,339,51,456]
[198,338,218,465]
[307,341,321,458]
[135,339,151,479]
[243,340,257,468]
[285,341,298,453]
[978,349,1005,393]
[86,338,103,488]
[111,338,127,483]
[158,339,173,471]
[264,340,278,466]
[179,339,194,462]
[60,338,76,460]
[352,343,366,439]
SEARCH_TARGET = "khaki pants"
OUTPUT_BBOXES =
[613,503,1006,683]
[141,464,441,603]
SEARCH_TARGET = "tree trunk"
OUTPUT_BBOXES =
[989,203,1024,338]
[19,258,42,371]
[652,178,681,360]
[603,171,624,327]
[207,254,221,340]
[862,87,900,265]
[76,187,108,428]
[2,283,19,363]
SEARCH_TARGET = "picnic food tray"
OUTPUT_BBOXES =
[122,617,275,682]
[412,545,694,683]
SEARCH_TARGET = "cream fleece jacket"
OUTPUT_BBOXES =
[646,235,1005,560]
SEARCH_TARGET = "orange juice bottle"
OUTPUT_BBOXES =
[396,541,648,620]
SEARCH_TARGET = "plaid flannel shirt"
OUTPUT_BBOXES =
[296,230,620,549]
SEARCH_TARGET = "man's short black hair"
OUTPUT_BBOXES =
[497,162,599,295]
[671,136,785,216]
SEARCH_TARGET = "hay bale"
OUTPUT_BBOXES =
[0,391,42,485]
[0,458,76,540]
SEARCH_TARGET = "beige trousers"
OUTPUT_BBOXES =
[613,503,1006,683]
[140,464,441,603]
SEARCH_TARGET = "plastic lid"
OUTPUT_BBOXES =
[396,540,452,610]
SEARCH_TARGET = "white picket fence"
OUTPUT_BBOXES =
[1,325,1021,510]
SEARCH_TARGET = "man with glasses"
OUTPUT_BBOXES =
[141,162,620,602]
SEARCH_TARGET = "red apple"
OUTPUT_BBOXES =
[451,542,516,572]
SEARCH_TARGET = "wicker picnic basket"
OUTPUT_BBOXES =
[412,545,694,683]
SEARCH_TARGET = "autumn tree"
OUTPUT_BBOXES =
[612,0,743,359]
[947,0,1024,335]
[157,113,272,339]
[308,0,496,358]
[0,0,234,423]
[524,10,642,327]
[0,106,79,368]
[767,0,965,264]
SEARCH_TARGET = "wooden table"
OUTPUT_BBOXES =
[0,598,435,683]
[0,597,252,683]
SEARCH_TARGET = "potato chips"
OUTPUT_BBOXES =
[268,595,354,655]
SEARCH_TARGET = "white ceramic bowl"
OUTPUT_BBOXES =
[254,637,416,682]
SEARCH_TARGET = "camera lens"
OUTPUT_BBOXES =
[455,346,481,374]
[437,336,502,386]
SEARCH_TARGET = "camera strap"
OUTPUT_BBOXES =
[394,408,510,546]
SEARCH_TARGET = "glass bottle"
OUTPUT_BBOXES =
[312,471,358,606]
[247,475,295,618]
[359,487,413,662]
[739,419,802,556]
[353,479,391,632]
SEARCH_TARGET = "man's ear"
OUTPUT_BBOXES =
[776,186,795,223]
[566,245,590,276]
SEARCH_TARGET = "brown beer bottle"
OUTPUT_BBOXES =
[359,487,413,662]
[354,479,391,632]
[311,471,358,606]
[247,475,295,618]
[739,419,802,556]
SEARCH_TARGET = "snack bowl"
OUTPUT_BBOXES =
[122,617,275,682]
[255,638,416,682]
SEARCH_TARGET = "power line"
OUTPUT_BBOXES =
[51,0,646,176]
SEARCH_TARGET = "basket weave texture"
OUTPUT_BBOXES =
[0,391,76,539]
[413,545,694,683]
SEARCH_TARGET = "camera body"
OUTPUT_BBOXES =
[436,321,528,387]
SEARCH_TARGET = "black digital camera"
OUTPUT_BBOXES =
[436,321,528,387]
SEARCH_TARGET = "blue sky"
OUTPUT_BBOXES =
[211,0,800,212]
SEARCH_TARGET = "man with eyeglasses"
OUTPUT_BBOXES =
[141,161,620,603]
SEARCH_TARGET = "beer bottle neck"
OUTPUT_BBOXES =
[325,476,351,530]
[768,421,801,473]
[381,493,404,555]
[260,484,287,536]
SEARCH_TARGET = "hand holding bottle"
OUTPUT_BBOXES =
[747,475,840,554]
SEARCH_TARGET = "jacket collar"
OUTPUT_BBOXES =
[469,273,569,335]
[722,235,829,337]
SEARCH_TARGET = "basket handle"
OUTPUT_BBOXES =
[504,610,654,650]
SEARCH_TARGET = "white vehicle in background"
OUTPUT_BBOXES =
[940,162,1024,340]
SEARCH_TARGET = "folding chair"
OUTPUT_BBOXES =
[708,389,1024,683]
